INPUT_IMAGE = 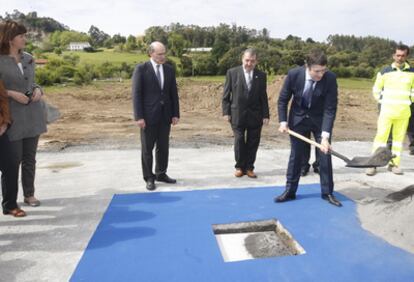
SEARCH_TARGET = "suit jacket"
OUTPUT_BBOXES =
[222,66,269,128]
[132,61,180,126]
[0,52,47,141]
[278,66,338,134]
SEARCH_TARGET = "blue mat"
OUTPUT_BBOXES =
[71,185,414,282]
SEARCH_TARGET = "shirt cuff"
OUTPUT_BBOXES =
[321,131,330,139]
[280,121,287,127]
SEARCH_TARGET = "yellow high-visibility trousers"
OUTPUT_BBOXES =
[372,114,410,166]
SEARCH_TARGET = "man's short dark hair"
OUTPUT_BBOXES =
[396,44,410,55]
[305,49,328,66]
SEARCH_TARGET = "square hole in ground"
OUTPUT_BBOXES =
[212,219,305,262]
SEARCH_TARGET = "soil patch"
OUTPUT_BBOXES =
[41,77,378,150]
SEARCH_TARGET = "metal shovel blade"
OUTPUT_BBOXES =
[287,129,394,168]
[344,147,394,168]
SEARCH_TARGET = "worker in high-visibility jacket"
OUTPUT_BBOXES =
[366,44,414,176]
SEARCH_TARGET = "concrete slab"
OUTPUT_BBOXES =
[0,142,413,281]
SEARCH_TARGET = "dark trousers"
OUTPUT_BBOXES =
[285,118,334,195]
[232,125,262,170]
[140,122,171,181]
[2,136,39,198]
[302,132,320,171]
[0,133,19,211]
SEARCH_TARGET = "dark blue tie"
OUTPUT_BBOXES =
[302,79,315,108]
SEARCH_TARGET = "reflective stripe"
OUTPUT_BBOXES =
[373,142,387,147]
[392,142,403,148]
[391,151,401,156]
[379,99,412,105]
[381,90,411,96]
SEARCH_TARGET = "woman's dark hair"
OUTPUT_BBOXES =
[0,20,27,55]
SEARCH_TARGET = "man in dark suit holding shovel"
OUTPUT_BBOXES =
[275,49,341,207]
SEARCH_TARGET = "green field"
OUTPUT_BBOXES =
[337,77,373,91]
[45,49,149,65]
[44,49,183,66]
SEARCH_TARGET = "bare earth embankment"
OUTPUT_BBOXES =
[41,77,378,150]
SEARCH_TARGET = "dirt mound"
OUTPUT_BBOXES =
[359,187,414,253]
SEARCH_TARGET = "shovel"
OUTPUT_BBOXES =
[287,129,394,168]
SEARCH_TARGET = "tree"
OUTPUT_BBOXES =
[125,35,138,51]
[144,26,168,45]
[217,46,246,75]
[88,25,110,47]
[192,54,217,75]
[49,30,90,48]
[179,55,193,76]
[112,33,126,44]
[168,32,187,57]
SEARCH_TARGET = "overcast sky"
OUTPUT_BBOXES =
[3,0,414,45]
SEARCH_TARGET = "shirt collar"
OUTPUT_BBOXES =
[150,58,162,69]
[243,67,253,75]
[305,69,313,81]
[391,62,410,71]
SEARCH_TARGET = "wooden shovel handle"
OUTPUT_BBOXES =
[287,129,351,163]
[287,129,324,150]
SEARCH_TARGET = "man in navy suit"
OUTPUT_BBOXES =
[222,48,270,178]
[275,49,341,207]
[132,41,180,191]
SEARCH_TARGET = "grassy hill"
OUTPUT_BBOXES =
[44,49,182,66]
[44,49,149,65]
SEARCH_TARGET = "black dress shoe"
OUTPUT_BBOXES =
[322,194,342,207]
[156,174,177,184]
[313,166,320,174]
[301,168,309,177]
[146,179,156,191]
[274,190,296,203]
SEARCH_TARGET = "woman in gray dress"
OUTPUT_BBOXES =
[0,20,47,207]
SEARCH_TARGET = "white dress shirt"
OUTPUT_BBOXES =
[150,59,164,89]
[281,69,330,139]
[243,68,252,89]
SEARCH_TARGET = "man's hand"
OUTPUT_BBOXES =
[136,119,146,129]
[278,123,289,133]
[223,115,231,122]
[172,117,179,126]
[7,90,30,104]
[263,118,269,125]
[320,137,331,154]
[31,88,43,102]
[0,124,7,136]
